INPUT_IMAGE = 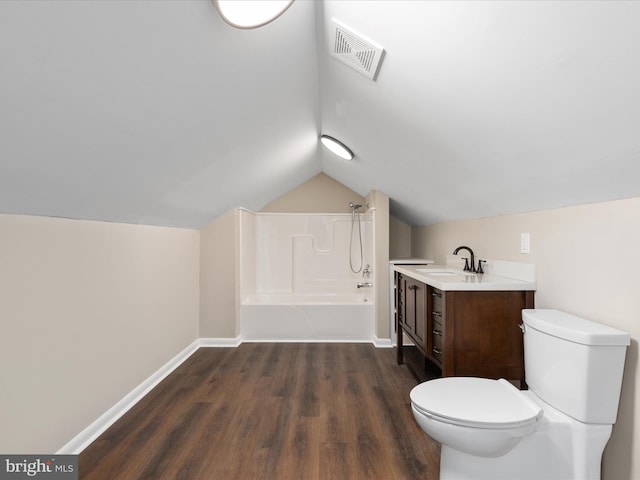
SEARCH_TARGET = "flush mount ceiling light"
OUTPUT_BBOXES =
[214,0,295,29]
[320,135,354,161]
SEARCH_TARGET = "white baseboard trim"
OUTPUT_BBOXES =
[373,336,393,348]
[198,336,242,347]
[57,339,201,455]
[238,337,374,344]
[57,335,389,454]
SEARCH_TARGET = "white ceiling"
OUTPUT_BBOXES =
[2,1,639,228]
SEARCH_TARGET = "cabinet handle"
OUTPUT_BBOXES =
[432,347,442,355]
[432,311,442,317]
[431,292,442,298]
[409,285,418,291]
[432,329,442,336]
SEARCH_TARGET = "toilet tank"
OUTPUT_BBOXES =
[522,309,630,424]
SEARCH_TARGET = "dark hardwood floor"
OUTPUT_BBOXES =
[79,343,440,479]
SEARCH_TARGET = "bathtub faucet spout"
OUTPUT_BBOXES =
[357,282,373,289]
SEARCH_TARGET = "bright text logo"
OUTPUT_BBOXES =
[0,455,77,480]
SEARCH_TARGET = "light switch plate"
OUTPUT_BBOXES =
[521,233,530,254]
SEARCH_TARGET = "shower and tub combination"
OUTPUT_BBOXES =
[239,203,375,342]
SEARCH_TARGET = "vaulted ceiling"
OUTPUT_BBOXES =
[2,1,639,228]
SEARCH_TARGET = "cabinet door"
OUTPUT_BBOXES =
[395,273,406,332]
[404,277,427,349]
[444,290,530,381]
[404,277,416,336]
[413,280,427,347]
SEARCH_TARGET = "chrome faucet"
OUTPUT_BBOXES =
[453,245,476,272]
[357,282,373,288]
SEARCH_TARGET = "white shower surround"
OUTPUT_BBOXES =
[239,209,375,342]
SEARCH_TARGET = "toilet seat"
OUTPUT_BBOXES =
[410,377,542,429]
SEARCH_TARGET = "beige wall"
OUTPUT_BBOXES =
[261,172,364,213]
[0,214,200,454]
[412,197,640,480]
[200,208,239,338]
[366,189,391,341]
[389,215,412,258]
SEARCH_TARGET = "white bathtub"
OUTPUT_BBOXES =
[240,293,374,342]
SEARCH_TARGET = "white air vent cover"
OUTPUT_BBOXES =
[330,20,385,80]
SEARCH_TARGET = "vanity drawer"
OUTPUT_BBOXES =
[430,287,444,364]
[431,319,444,363]
[431,288,443,313]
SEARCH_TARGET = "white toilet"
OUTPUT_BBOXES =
[410,309,630,480]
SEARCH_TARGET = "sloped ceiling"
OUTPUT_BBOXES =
[318,1,640,226]
[0,0,320,227]
[1,1,640,228]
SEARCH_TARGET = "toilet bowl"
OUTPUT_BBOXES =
[431,389,614,480]
[410,377,542,457]
[410,309,630,480]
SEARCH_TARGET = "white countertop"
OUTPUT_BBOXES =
[393,264,537,291]
[389,257,434,265]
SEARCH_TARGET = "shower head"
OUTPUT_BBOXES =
[349,202,363,211]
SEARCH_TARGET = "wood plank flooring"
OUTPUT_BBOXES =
[79,343,440,479]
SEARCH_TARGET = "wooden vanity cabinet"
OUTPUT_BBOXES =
[396,272,534,384]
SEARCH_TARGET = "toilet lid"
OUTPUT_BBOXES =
[410,378,542,429]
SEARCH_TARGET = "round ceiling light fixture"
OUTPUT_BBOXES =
[214,0,295,29]
[320,135,354,161]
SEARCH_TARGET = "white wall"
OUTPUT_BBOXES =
[0,214,199,453]
[412,197,640,480]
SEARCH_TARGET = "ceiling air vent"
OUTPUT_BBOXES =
[330,20,385,81]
